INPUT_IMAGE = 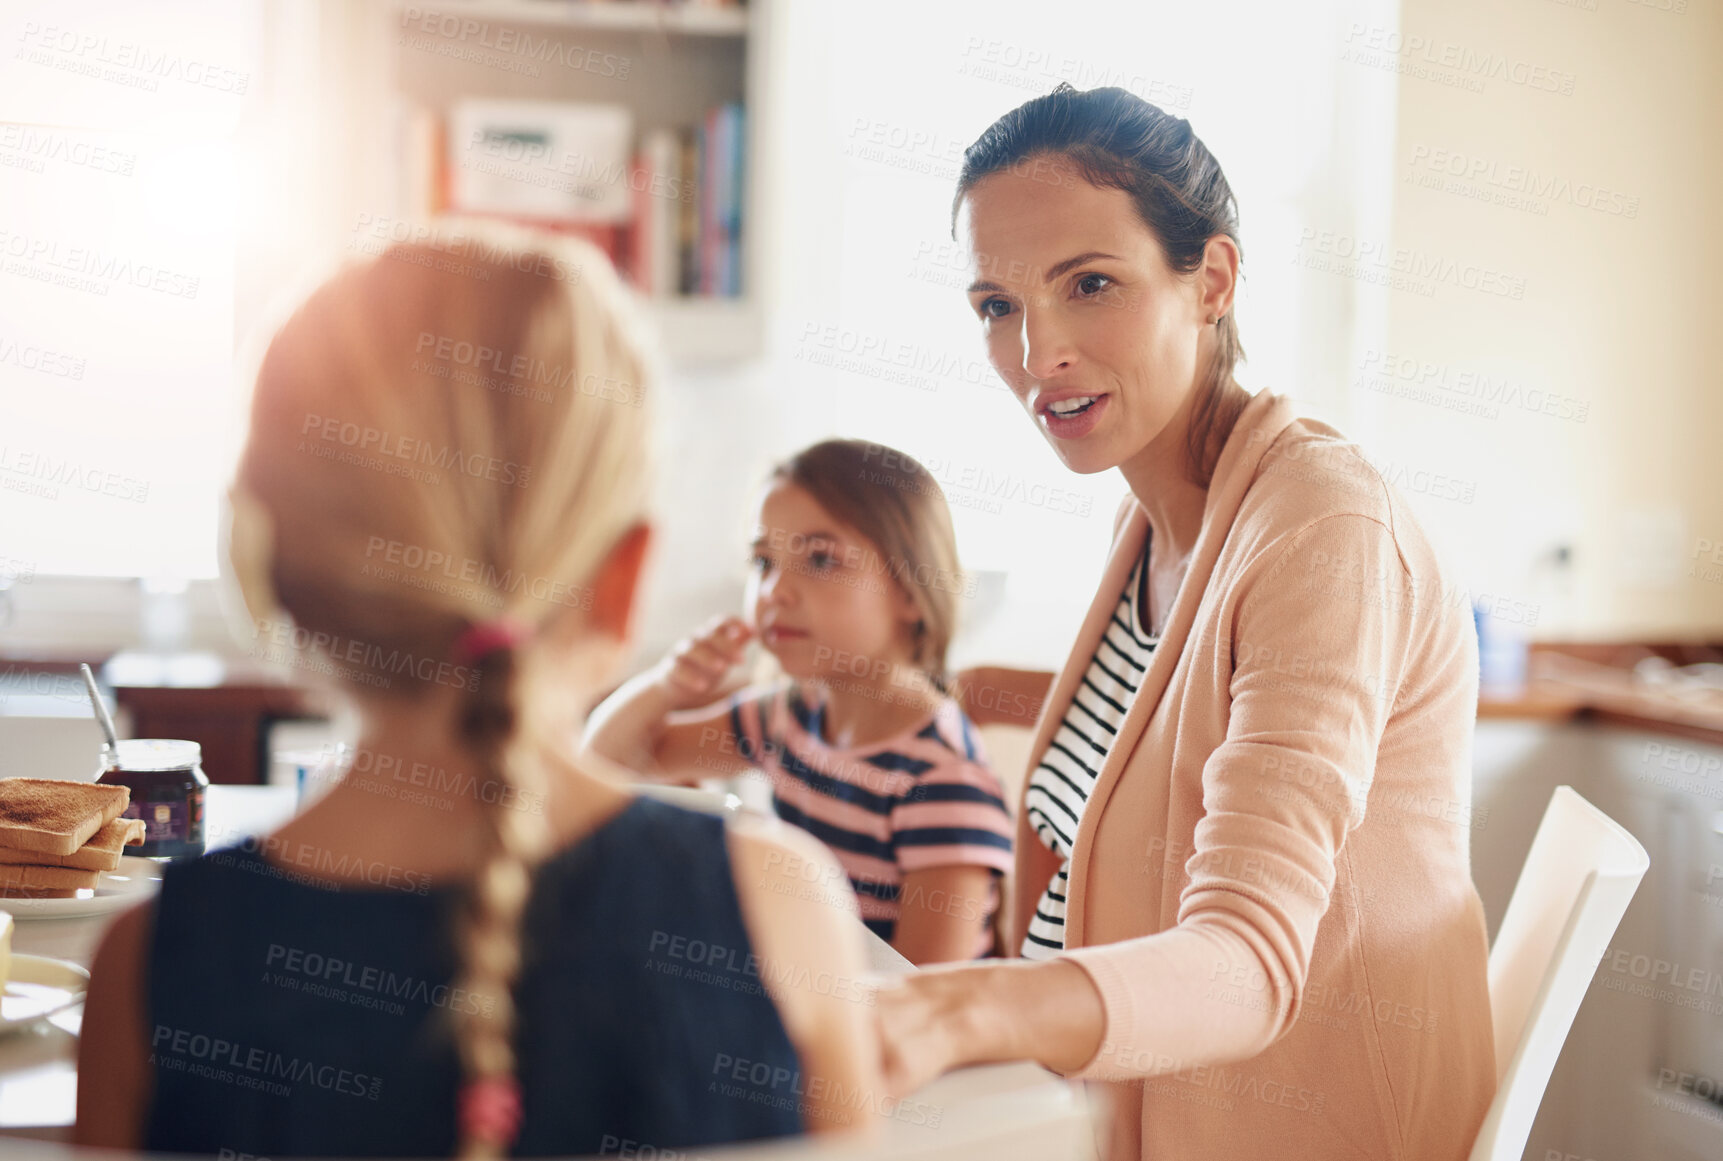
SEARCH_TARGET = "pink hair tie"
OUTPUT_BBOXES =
[459,1074,522,1150]
[453,616,530,664]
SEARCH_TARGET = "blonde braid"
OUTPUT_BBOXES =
[232,222,656,1156]
[451,638,551,1158]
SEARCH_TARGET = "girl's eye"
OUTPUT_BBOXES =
[749,553,771,571]
[808,550,837,570]
[1075,273,1112,297]
[978,296,1013,320]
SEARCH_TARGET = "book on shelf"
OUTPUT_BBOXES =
[630,128,681,298]
[677,126,700,296]
[397,98,746,301]
[679,101,743,298]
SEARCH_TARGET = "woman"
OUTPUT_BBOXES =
[876,84,1496,1161]
[76,228,879,1157]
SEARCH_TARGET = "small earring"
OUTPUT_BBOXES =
[1209,314,1221,326]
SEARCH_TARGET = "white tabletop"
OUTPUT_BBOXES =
[0,785,299,1139]
[0,786,1085,1151]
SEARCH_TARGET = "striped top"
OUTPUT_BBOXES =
[727,682,1015,955]
[1022,537,1158,960]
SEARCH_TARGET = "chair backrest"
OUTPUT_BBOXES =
[1468,786,1649,1161]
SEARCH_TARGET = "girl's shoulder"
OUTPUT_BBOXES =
[872,696,999,787]
[925,694,990,767]
[720,677,797,742]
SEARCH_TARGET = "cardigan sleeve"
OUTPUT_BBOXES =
[1056,512,1419,1081]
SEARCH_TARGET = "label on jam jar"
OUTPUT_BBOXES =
[100,739,209,859]
[131,799,184,843]
[139,801,171,841]
[120,784,205,854]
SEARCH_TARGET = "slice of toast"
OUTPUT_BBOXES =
[0,863,101,891]
[0,779,130,856]
[0,818,146,871]
[0,886,79,899]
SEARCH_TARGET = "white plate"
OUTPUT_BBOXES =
[0,954,89,1033]
[0,855,164,920]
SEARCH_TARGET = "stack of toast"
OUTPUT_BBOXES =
[0,779,142,898]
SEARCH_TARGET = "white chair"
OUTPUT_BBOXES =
[1467,785,1650,1161]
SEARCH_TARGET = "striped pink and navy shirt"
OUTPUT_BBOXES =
[726,682,1015,953]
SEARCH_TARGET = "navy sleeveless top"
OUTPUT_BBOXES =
[144,797,804,1156]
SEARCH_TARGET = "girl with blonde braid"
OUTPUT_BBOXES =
[76,227,881,1157]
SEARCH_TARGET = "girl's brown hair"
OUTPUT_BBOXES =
[233,224,655,1158]
[770,439,964,690]
[953,82,1251,487]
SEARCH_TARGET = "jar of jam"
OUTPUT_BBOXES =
[96,739,208,859]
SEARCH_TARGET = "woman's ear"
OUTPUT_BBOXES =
[1198,233,1240,322]
[587,521,654,645]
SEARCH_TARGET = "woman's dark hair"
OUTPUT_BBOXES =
[954,83,1249,487]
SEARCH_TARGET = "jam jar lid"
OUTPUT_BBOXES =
[104,739,202,772]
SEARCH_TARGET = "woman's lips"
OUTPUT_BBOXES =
[1038,393,1109,440]
[762,626,809,643]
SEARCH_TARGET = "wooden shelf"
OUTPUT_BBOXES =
[385,0,768,367]
[397,1,749,38]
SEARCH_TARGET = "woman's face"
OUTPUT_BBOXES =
[957,165,1223,476]
[744,481,920,683]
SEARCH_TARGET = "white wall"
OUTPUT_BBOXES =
[1362,0,1723,641]
[632,0,1403,675]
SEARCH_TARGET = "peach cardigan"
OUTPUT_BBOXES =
[1016,390,1496,1160]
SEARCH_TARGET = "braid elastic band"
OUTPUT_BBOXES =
[459,1074,522,1151]
[453,616,530,664]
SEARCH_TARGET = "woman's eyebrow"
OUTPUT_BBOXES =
[967,251,1121,295]
[1042,250,1120,282]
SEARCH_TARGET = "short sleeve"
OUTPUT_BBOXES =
[890,759,1016,875]
[724,684,780,766]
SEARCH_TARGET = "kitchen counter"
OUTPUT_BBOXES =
[1479,643,1723,746]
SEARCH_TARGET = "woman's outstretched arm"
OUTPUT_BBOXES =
[877,956,1105,1096]
[880,511,1421,1088]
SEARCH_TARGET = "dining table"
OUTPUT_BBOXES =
[0,784,1092,1155]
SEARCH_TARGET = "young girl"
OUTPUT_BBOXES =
[583,440,1015,966]
[75,229,880,1157]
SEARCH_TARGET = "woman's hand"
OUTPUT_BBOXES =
[875,966,983,1097]
[874,959,1108,1097]
[653,614,754,711]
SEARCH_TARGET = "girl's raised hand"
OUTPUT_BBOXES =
[654,615,755,711]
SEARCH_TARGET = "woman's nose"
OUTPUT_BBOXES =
[1021,306,1076,380]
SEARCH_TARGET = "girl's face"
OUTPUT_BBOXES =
[957,166,1224,476]
[745,481,921,683]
